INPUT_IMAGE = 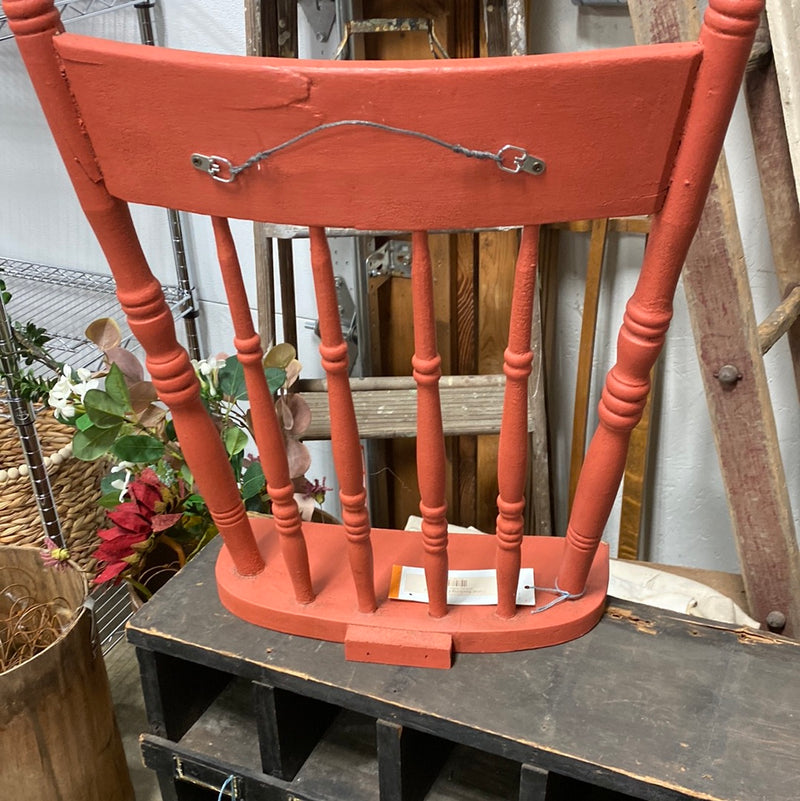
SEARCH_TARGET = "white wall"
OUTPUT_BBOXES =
[1,1,797,571]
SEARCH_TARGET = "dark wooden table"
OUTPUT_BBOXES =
[128,538,800,801]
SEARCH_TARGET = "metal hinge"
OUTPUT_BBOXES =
[366,240,411,279]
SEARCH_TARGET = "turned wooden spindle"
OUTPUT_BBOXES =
[309,228,376,613]
[410,232,449,619]
[495,226,538,619]
[557,0,765,596]
[211,217,313,602]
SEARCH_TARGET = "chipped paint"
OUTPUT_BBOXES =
[606,606,658,635]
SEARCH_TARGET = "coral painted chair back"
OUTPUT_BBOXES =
[6,0,763,667]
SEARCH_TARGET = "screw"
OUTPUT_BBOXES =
[316,32,325,42]
[715,364,741,387]
[766,610,786,633]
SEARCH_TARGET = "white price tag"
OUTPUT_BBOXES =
[389,566,535,606]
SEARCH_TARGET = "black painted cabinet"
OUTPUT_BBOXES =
[128,539,799,801]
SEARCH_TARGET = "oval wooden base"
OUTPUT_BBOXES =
[215,516,609,668]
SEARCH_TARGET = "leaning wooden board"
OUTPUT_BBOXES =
[129,539,800,801]
[628,0,800,636]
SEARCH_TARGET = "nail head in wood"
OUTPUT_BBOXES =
[715,363,742,387]
[766,610,786,632]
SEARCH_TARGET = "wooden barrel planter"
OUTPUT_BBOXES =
[0,545,134,800]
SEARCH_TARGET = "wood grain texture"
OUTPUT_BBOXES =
[617,370,655,561]
[559,0,766,596]
[683,160,800,633]
[131,540,800,801]
[0,547,133,801]
[54,35,701,230]
[629,0,800,634]
[758,285,800,355]
[568,218,608,510]
[745,53,800,396]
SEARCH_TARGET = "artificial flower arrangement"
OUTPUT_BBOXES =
[22,318,328,600]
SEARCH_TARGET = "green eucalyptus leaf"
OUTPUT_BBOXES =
[73,424,121,461]
[84,388,129,428]
[111,434,165,463]
[100,472,122,495]
[222,426,248,458]
[240,460,265,500]
[98,491,123,509]
[218,355,247,400]
[104,363,132,410]
[179,463,194,488]
[266,367,286,394]
[183,493,206,513]
[73,413,92,431]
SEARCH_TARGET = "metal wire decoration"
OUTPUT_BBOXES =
[0,566,72,672]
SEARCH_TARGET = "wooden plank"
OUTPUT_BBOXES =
[245,0,302,350]
[765,0,800,204]
[744,48,800,396]
[455,231,479,527]
[244,0,276,349]
[629,0,800,635]
[617,371,655,561]
[758,285,800,355]
[253,681,339,780]
[568,218,608,510]
[477,230,517,533]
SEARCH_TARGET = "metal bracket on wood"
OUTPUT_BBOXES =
[299,0,337,43]
[306,276,358,366]
[366,240,411,279]
[334,18,449,60]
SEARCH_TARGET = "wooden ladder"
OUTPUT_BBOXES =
[629,0,800,635]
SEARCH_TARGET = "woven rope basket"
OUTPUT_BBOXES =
[0,405,107,577]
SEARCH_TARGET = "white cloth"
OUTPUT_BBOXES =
[608,559,759,628]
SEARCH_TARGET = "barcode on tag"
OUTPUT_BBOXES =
[389,566,535,606]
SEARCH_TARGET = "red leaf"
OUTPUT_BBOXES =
[93,560,129,585]
[151,513,183,533]
[128,480,162,514]
[94,530,149,560]
[107,505,153,534]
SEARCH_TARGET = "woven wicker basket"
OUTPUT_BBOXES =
[0,406,108,577]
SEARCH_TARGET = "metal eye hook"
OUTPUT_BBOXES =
[497,145,546,176]
[191,153,236,183]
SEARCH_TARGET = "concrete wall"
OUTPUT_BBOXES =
[1,1,797,570]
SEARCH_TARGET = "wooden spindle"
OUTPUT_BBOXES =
[308,227,376,613]
[410,231,449,619]
[495,226,539,618]
[557,0,764,596]
[211,217,313,603]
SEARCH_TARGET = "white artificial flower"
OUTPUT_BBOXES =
[192,357,224,397]
[109,462,134,501]
[52,398,76,420]
[71,376,100,401]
